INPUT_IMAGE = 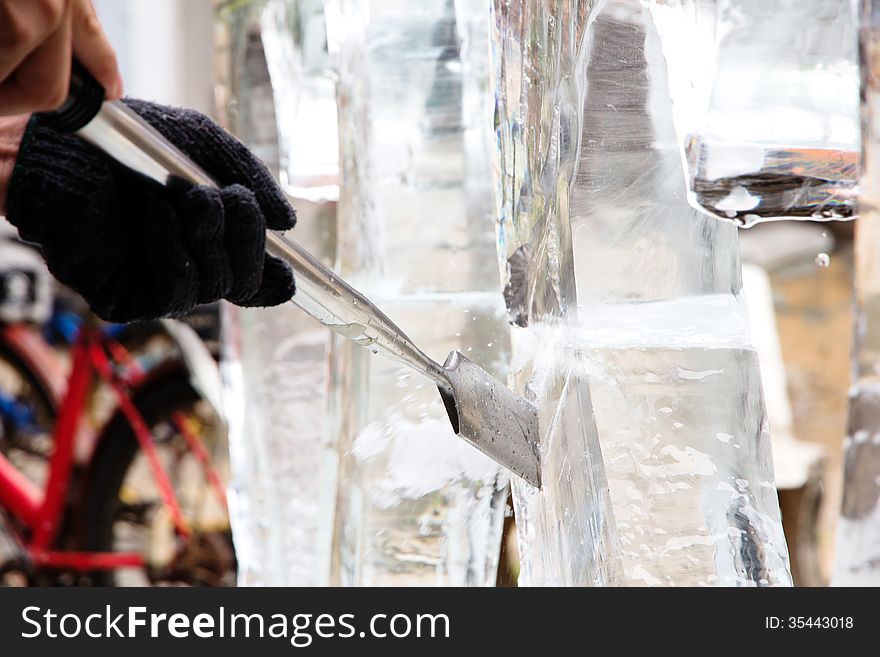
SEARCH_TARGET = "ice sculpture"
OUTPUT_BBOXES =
[650,0,860,225]
[215,0,339,586]
[260,0,339,200]
[834,0,880,586]
[493,0,791,585]
[490,0,622,587]
[325,0,509,586]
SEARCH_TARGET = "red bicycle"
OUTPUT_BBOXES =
[0,313,235,586]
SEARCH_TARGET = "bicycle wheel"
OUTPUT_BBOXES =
[80,373,236,586]
[0,339,58,486]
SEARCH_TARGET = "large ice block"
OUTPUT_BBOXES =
[508,324,622,586]
[331,297,510,586]
[650,0,860,225]
[491,0,623,586]
[834,0,880,586]
[493,0,791,585]
[215,0,339,586]
[260,0,339,200]
[325,0,509,586]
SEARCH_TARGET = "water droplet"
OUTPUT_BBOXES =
[815,252,830,268]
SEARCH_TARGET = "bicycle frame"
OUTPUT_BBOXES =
[0,325,226,573]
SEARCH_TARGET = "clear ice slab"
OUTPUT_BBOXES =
[650,0,860,225]
[326,0,509,586]
[332,295,510,586]
[509,325,622,586]
[215,0,339,585]
[493,0,791,585]
[260,0,340,200]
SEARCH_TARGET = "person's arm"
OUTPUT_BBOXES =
[0,0,122,115]
[0,113,27,213]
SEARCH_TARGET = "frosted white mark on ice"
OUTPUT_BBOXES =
[717,433,734,444]
[352,412,501,510]
[645,445,718,477]
[575,296,751,348]
[676,367,724,381]
[656,534,717,557]
[630,564,663,586]
[714,186,760,213]
[699,144,766,181]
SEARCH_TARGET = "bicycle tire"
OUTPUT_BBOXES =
[0,336,59,460]
[79,371,235,586]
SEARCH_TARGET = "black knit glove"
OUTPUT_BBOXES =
[5,98,296,323]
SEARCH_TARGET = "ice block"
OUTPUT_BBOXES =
[650,0,860,225]
[215,0,339,586]
[325,0,509,586]
[493,0,791,586]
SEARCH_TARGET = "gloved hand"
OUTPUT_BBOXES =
[4,98,296,323]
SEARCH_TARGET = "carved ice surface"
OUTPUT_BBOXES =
[234,306,338,586]
[493,0,790,585]
[326,0,508,586]
[834,0,880,586]
[261,0,339,200]
[491,0,622,586]
[215,0,339,585]
[650,0,860,226]
[508,325,622,586]
[332,297,510,586]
